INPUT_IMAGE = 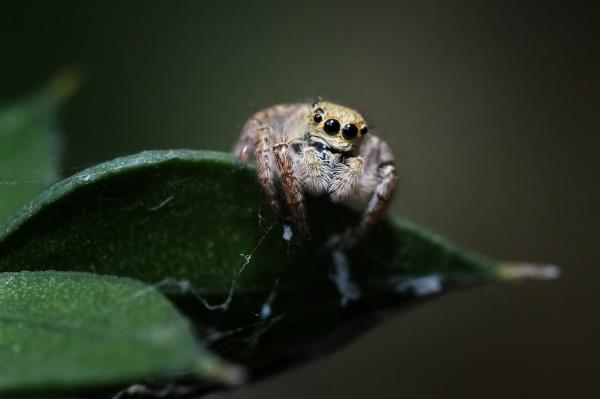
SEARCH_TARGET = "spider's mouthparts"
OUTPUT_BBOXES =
[311,141,326,152]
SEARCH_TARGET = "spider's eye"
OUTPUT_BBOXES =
[323,119,340,135]
[342,124,359,140]
[360,126,369,135]
[313,113,323,123]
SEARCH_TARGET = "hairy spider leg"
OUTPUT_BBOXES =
[273,141,310,238]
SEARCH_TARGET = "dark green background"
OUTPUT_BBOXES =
[1,1,598,398]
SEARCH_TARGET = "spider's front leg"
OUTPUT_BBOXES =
[254,127,280,213]
[233,104,300,214]
[343,139,397,248]
[357,162,397,237]
[273,141,310,238]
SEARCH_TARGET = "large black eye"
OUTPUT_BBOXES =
[360,126,369,135]
[313,113,323,123]
[323,119,341,135]
[342,124,359,139]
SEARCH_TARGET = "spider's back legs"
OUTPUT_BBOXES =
[234,110,270,167]
[234,104,305,166]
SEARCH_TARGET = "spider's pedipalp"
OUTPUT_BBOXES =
[329,156,365,203]
[298,146,331,195]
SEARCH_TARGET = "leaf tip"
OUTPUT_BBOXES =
[496,262,561,282]
[194,356,247,387]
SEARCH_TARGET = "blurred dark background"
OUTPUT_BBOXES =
[1,1,598,398]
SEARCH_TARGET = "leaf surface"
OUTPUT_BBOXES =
[0,150,557,383]
[0,271,237,394]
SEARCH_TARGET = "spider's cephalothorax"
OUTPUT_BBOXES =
[234,101,397,247]
[307,101,369,153]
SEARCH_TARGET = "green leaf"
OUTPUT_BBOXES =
[0,73,78,226]
[0,271,240,394]
[0,150,558,385]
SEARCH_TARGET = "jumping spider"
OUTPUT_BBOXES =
[234,101,397,247]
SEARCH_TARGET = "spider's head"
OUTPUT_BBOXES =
[308,101,369,152]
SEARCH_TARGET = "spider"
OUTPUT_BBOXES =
[234,101,397,248]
